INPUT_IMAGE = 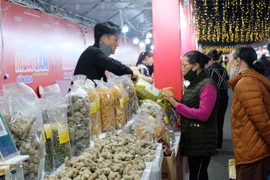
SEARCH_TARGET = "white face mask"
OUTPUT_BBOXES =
[229,65,239,79]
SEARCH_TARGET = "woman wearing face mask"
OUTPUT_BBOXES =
[164,51,218,180]
[136,51,154,84]
[227,45,270,180]
[206,50,229,151]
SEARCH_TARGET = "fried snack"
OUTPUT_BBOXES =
[96,87,115,132]
[109,84,127,129]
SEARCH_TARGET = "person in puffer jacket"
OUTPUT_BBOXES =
[227,45,270,180]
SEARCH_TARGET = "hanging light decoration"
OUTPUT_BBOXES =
[194,0,270,45]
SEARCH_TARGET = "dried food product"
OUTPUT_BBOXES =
[134,110,170,146]
[94,80,115,132]
[135,78,160,101]
[84,79,101,138]
[68,75,91,156]
[3,83,45,180]
[40,99,54,174]
[47,98,71,169]
[46,133,158,180]
[119,75,138,121]
[109,83,127,129]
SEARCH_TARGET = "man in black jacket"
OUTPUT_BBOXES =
[74,21,138,82]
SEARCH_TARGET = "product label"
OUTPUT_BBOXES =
[58,126,70,144]
[120,98,125,109]
[164,117,169,124]
[44,124,51,139]
[124,95,130,103]
[97,98,101,109]
[90,102,97,114]
[148,116,156,122]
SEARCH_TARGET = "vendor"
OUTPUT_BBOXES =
[136,51,154,84]
[74,21,138,82]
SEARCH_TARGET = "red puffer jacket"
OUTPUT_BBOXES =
[227,69,270,165]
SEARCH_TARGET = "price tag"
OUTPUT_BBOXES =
[97,98,101,109]
[164,117,170,124]
[90,102,97,114]
[120,98,125,109]
[44,124,51,139]
[58,126,70,144]
[124,95,130,103]
[148,116,156,122]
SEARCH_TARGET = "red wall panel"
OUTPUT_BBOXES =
[0,1,139,93]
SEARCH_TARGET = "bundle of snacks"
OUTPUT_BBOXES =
[140,99,169,125]
[135,78,160,102]
[84,79,101,138]
[46,133,157,180]
[68,75,91,156]
[108,75,128,129]
[94,80,115,132]
[41,84,62,174]
[133,109,170,146]
[3,83,45,180]
[119,75,138,121]
[47,98,71,169]
[40,99,54,175]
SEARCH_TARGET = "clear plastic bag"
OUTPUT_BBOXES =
[119,75,138,121]
[108,75,128,129]
[3,83,45,180]
[47,98,71,169]
[67,75,91,156]
[39,99,54,175]
[94,80,115,132]
[42,84,61,100]
[133,108,170,145]
[84,79,101,138]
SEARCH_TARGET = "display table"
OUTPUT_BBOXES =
[162,132,181,180]
[0,155,29,180]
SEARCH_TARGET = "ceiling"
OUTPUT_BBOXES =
[15,0,270,48]
[46,0,153,41]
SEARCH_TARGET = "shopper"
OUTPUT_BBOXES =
[206,50,229,151]
[258,43,270,78]
[136,51,154,84]
[74,21,138,82]
[227,45,270,180]
[164,51,218,180]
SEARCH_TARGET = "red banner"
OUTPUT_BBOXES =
[0,1,139,94]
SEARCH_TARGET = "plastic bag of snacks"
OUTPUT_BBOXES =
[119,75,138,121]
[40,84,62,174]
[42,84,61,100]
[47,98,71,169]
[133,109,170,145]
[3,83,45,180]
[140,99,169,124]
[39,99,54,175]
[84,79,101,138]
[67,75,91,156]
[108,75,128,129]
[135,78,160,101]
[94,80,115,132]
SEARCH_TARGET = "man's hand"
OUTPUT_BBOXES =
[131,74,138,83]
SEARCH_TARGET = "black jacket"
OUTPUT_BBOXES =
[180,71,218,157]
[74,42,133,82]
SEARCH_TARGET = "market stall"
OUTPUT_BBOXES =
[0,74,181,180]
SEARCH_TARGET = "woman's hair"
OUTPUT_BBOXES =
[206,49,223,61]
[233,45,265,75]
[184,50,211,69]
[136,51,153,66]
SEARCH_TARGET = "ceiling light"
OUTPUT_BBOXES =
[139,42,145,48]
[146,32,152,38]
[145,39,151,44]
[122,25,129,33]
[133,37,139,44]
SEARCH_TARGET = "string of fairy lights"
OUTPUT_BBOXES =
[202,46,235,54]
[194,0,270,50]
